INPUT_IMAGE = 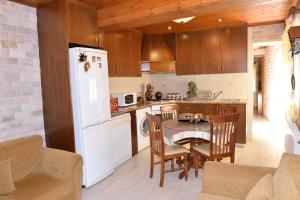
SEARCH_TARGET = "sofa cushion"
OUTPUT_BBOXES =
[273,153,300,200]
[0,135,43,182]
[198,193,240,200]
[245,174,274,200]
[0,159,16,195]
[3,173,72,200]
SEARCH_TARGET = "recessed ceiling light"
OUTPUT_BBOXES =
[173,16,195,23]
[168,26,172,30]
[218,18,223,22]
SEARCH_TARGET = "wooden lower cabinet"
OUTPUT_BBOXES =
[178,103,197,113]
[130,110,138,156]
[234,104,246,144]
[197,104,218,115]
[178,103,246,144]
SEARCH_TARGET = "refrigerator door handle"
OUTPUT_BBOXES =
[82,120,112,129]
[101,119,111,123]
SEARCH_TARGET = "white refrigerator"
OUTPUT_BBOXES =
[69,47,113,187]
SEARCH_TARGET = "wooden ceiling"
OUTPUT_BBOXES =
[9,0,51,7]
[96,0,298,32]
[10,0,299,33]
[140,1,294,33]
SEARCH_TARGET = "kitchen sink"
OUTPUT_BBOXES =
[213,98,241,102]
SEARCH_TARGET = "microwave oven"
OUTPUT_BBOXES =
[111,92,137,107]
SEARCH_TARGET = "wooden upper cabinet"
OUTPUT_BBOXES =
[98,31,105,49]
[115,31,131,76]
[104,30,142,77]
[130,31,142,77]
[176,32,196,75]
[104,32,118,76]
[67,0,98,47]
[195,29,222,74]
[175,24,247,75]
[221,25,247,73]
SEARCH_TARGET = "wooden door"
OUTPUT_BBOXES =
[220,25,247,73]
[67,0,98,47]
[104,32,118,77]
[130,31,142,77]
[195,29,222,74]
[176,32,196,75]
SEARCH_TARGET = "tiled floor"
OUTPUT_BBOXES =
[82,116,286,200]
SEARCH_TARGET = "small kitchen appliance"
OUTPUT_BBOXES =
[112,92,137,107]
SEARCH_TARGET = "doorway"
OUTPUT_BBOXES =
[253,56,264,116]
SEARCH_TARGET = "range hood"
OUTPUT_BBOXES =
[141,34,176,73]
[288,26,300,42]
[288,26,300,54]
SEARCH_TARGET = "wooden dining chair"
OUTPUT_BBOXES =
[217,105,237,116]
[161,104,191,149]
[146,113,189,187]
[192,114,239,177]
[160,104,179,121]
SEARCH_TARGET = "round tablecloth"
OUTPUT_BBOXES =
[162,119,211,146]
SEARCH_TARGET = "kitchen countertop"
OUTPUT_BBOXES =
[111,98,247,117]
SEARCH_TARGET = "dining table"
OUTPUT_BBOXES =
[163,118,211,145]
[162,118,211,179]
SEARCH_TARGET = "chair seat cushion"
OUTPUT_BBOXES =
[165,144,189,156]
[198,193,240,200]
[193,143,225,156]
[4,173,72,200]
[193,143,210,156]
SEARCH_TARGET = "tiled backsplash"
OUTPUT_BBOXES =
[0,0,44,142]
[110,72,251,100]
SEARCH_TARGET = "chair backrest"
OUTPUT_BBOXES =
[160,104,179,121]
[146,113,165,156]
[217,105,237,116]
[0,135,43,182]
[209,114,239,157]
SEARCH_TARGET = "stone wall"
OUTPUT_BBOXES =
[262,44,291,123]
[0,0,44,142]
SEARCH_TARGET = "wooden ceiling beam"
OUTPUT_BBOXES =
[8,0,53,7]
[97,0,295,30]
[9,0,38,7]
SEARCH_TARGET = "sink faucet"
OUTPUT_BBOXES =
[213,90,223,100]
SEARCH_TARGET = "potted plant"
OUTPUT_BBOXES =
[187,81,197,98]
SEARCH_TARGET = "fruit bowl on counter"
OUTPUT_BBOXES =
[178,113,210,123]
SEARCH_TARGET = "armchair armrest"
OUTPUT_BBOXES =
[202,162,277,199]
[0,197,14,200]
[38,148,83,200]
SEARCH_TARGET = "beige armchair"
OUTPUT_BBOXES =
[198,153,300,200]
[0,135,83,200]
